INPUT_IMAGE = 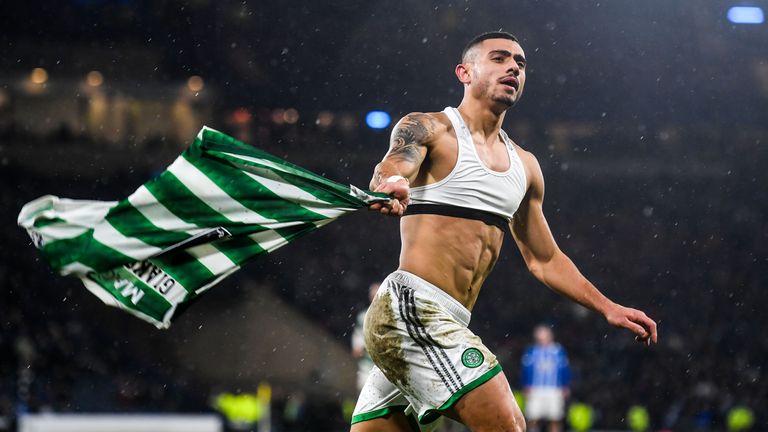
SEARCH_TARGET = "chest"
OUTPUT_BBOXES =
[472,138,512,173]
[429,133,512,177]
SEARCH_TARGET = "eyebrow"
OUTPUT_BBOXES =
[488,49,527,65]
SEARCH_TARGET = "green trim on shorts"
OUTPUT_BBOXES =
[418,363,503,424]
[351,405,408,425]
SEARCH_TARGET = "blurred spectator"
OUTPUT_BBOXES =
[522,325,570,432]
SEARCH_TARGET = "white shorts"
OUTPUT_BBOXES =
[351,270,502,427]
[525,388,565,421]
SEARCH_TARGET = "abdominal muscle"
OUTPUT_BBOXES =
[398,213,505,311]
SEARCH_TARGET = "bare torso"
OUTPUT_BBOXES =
[399,215,504,310]
[397,111,525,310]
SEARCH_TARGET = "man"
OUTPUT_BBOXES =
[352,31,657,432]
[522,325,570,432]
[352,283,381,391]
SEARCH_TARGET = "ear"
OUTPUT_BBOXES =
[455,63,471,84]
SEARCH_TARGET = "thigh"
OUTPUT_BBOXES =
[445,371,525,432]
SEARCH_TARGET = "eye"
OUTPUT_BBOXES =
[517,61,526,68]
[492,57,504,62]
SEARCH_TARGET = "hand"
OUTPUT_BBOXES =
[604,304,658,346]
[368,180,410,216]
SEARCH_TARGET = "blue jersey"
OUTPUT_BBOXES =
[521,343,570,388]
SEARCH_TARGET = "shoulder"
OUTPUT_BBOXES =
[397,111,451,128]
[512,144,539,173]
[510,143,545,199]
[392,112,451,144]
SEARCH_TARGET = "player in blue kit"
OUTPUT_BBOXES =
[522,325,571,432]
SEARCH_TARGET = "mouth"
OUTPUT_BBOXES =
[499,76,519,91]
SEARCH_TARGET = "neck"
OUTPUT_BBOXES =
[456,97,508,140]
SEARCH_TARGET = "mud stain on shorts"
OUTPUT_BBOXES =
[364,289,410,389]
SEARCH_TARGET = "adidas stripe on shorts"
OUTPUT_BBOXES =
[351,270,502,427]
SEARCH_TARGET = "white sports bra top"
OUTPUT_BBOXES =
[407,107,528,224]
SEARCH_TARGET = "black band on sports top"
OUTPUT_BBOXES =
[404,204,509,231]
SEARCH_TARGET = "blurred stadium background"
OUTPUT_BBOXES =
[1,0,767,431]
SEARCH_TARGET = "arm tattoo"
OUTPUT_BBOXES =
[387,113,433,164]
[371,113,435,189]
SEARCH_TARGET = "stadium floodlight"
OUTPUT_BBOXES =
[727,6,764,24]
[365,110,391,129]
[30,68,48,85]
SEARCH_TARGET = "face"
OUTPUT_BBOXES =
[534,326,553,345]
[459,38,527,108]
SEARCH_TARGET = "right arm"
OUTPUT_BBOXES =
[369,113,436,216]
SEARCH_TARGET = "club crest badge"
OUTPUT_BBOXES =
[461,347,484,368]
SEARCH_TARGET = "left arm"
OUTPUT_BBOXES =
[511,151,657,345]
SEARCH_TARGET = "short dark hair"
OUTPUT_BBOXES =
[461,31,519,62]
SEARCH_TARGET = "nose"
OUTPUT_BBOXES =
[507,63,520,77]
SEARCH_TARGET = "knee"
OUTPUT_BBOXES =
[467,397,527,432]
[473,422,525,432]
[508,417,526,432]
[498,422,525,432]
[502,410,526,432]
[473,411,525,432]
